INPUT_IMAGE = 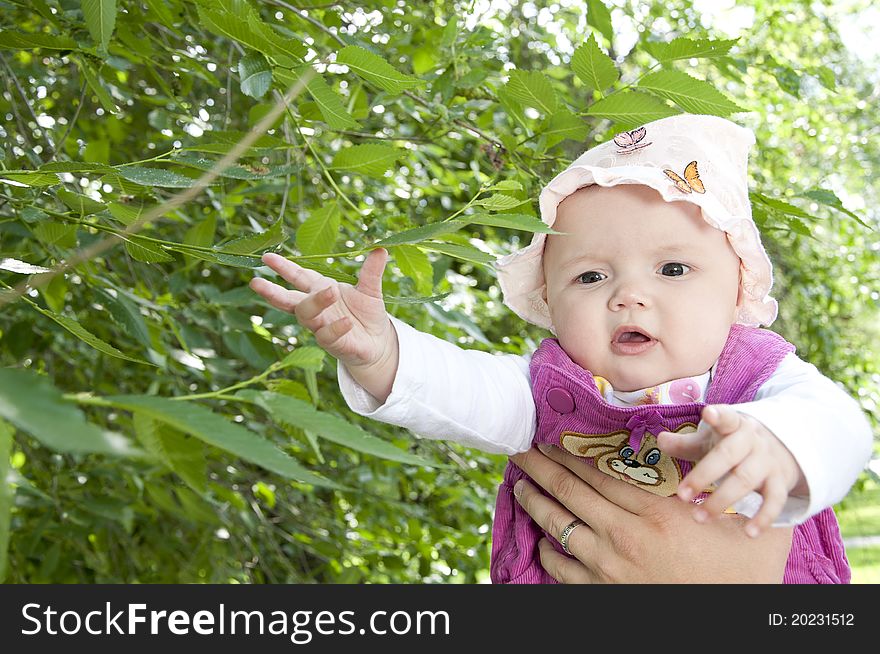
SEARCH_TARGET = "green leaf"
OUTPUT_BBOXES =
[30,303,154,365]
[571,33,619,92]
[57,188,105,216]
[392,244,433,295]
[418,241,495,265]
[198,6,277,60]
[464,213,557,234]
[171,248,262,269]
[585,90,679,130]
[280,346,326,371]
[487,180,523,192]
[474,193,526,211]
[586,0,614,46]
[94,287,152,350]
[103,395,339,488]
[802,189,872,229]
[132,413,207,493]
[0,368,139,455]
[335,45,424,94]
[108,200,154,226]
[32,222,76,248]
[374,220,467,247]
[170,152,299,180]
[305,74,360,129]
[543,109,589,147]
[239,52,272,99]
[751,192,811,218]
[636,70,745,116]
[642,37,739,63]
[296,203,340,255]
[219,217,285,255]
[811,65,836,92]
[78,61,120,114]
[184,215,217,248]
[0,31,77,51]
[504,70,558,115]
[247,13,306,60]
[1,172,60,187]
[238,391,438,467]
[39,161,112,173]
[0,419,12,583]
[81,0,116,52]
[124,237,175,263]
[329,144,402,178]
[117,166,196,188]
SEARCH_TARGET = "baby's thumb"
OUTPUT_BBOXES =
[356,248,388,299]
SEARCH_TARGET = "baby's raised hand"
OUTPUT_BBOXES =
[249,249,396,375]
[657,405,806,537]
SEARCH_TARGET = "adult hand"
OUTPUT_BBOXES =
[510,444,793,583]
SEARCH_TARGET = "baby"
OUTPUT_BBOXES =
[250,114,872,584]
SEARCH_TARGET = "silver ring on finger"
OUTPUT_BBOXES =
[559,518,584,555]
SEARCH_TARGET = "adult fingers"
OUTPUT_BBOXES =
[537,538,595,584]
[745,478,788,538]
[261,252,325,292]
[527,444,655,517]
[512,477,597,556]
[295,285,340,325]
[701,404,742,437]
[694,452,767,520]
[356,248,388,299]
[676,428,751,502]
[249,277,306,313]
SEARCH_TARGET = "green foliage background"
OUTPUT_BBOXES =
[0,0,877,583]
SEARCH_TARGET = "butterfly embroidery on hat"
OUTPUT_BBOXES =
[613,127,652,154]
[664,160,705,194]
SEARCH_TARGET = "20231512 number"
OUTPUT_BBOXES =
[769,613,854,626]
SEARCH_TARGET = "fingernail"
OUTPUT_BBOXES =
[693,508,707,523]
[746,524,760,539]
[513,480,524,499]
[678,486,694,501]
[537,443,552,454]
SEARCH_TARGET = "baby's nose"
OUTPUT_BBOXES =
[609,287,648,310]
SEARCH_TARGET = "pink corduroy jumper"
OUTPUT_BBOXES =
[491,324,851,584]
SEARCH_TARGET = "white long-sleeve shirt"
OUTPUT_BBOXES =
[338,316,873,524]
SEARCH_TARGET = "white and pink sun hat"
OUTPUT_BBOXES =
[495,113,778,332]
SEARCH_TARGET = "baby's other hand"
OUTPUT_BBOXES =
[657,405,804,538]
[249,249,395,372]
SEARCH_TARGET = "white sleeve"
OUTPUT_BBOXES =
[731,351,873,525]
[337,315,536,455]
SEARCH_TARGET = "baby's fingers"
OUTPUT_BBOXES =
[693,453,768,522]
[676,429,751,502]
[657,428,713,461]
[261,252,324,292]
[249,277,306,313]
[295,284,339,326]
[745,478,788,538]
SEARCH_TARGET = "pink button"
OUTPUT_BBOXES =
[547,387,575,414]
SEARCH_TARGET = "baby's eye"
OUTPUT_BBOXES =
[659,262,690,277]
[577,271,606,284]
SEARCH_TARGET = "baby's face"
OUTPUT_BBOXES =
[543,184,742,392]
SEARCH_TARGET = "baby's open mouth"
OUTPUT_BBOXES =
[616,331,651,343]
